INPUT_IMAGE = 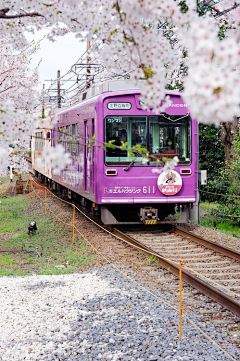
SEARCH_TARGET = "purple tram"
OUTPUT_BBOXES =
[32,82,199,225]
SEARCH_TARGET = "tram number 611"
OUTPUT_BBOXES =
[142,186,155,194]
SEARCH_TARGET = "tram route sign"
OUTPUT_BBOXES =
[107,102,132,110]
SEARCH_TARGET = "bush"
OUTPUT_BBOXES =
[199,124,226,203]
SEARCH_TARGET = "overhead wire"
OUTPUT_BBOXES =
[43,38,100,105]
[43,36,132,109]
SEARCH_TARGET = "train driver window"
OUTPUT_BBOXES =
[105,114,190,166]
[105,116,147,165]
[105,116,128,158]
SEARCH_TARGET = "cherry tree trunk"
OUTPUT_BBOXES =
[221,118,239,162]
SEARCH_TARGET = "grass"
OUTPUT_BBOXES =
[200,201,240,238]
[145,255,159,265]
[0,176,18,184]
[0,176,18,196]
[0,186,96,276]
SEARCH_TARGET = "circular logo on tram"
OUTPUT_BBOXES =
[157,170,182,196]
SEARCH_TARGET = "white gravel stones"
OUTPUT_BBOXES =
[0,266,238,361]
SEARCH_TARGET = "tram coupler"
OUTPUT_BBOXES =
[140,207,158,225]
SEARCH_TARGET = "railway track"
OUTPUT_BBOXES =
[24,182,240,354]
[112,226,240,318]
[31,178,240,319]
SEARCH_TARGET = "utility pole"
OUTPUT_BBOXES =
[57,70,61,108]
[86,39,91,89]
[42,83,45,118]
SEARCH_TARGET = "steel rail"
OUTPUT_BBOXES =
[112,228,240,318]
[174,226,240,262]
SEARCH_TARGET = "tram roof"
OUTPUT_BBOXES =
[51,79,182,116]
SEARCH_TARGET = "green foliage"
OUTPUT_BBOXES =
[199,124,225,173]
[225,328,230,335]
[215,135,240,223]
[199,124,226,202]
[197,1,212,16]
[0,255,17,265]
[105,139,116,149]
[142,65,155,79]
[105,141,147,159]
[166,83,184,91]
[120,141,128,150]
[178,1,189,13]
[0,176,17,185]
[145,255,159,265]
[133,143,147,155]
[218,25,226,40]
[200,134,240,224]
[89,132,96,145]
[200,202,240,239]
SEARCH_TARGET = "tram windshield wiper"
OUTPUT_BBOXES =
[124,152,141,171]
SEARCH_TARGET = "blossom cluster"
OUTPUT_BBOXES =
[35,144,72,176]
[182,15,240,124]
[152,156,179,174]
[3,0,238,122]
[0,38,39,174]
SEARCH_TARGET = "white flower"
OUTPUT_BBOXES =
[164,156,179,172]
[38,144,72,175]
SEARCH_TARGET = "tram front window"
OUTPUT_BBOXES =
[105,116,147,165]
[105,114,191,166]
[149,115,191,165]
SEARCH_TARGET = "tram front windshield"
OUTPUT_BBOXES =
[105,115,191,166]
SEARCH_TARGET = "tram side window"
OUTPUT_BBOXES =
[76,124,79,154]
[35,132,44,151]
[57,125,79,155]
[71,123,79,156]
[65,125,71,153]
[58,127,64,145]
[61,126,66,151]
[58,126,68,152]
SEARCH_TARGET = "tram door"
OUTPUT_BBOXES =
[84,119,95,193]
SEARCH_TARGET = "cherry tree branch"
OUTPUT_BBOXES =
[0,76,8,87]
[0,85,14,94]
[0,68,16,76]
[199,1,240,17]
[214,2,240,18]
[0,7,43,19]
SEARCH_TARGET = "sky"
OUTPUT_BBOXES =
[27,30,87,87]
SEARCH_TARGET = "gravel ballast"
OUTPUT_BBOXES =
[0,265,238,361]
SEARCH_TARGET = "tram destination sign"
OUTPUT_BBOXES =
[107,102,132,110]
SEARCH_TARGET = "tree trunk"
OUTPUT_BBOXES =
[220,117,239,162]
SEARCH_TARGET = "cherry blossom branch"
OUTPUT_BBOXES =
[214,2,240,18]
[114,1,148,80]
[0,8,43,19]
[199,1,240,18]
[0,85,14,94]
[0,68,16,76]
